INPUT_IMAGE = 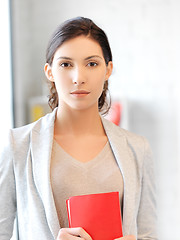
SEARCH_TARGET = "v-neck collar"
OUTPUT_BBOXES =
[53,139,109,168]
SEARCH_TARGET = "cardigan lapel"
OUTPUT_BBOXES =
[30,109,60,239]
[101,117,139,236]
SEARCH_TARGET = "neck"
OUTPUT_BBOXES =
[54,106,105,137]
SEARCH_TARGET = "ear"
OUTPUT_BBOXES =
[105,61,113,81]
[44,63,54,82]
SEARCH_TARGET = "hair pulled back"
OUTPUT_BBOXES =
[46,17,112,114]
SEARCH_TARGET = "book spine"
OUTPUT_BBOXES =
[66,199,72,227]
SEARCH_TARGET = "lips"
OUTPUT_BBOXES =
[71,90,90,94]
[70,90,90,97]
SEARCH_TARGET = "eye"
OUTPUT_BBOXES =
[87,62,98,67]
[60,62,72,68]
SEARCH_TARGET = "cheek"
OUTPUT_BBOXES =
[93,78,105,97]
[54,72,71,89]
[94,71,106,87]
[95,68,107,80]
[55,80,69,92]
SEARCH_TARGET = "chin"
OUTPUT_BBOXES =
[70,102,98,112]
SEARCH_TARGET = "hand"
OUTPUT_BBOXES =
[57,227,92,240]
[114,235,136,240]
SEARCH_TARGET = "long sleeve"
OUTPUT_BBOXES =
[0,131,17,240]
[137,138,158,240]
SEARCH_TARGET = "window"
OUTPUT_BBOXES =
[0,0,13,145]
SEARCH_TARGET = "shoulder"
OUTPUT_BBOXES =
[12,109,56,137]
[9,109,56,147]
[102,117,154,181]
[102,116,146,142]
[0,110,56,163]
[102,117,151,156]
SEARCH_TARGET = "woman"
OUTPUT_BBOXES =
[0,17,157,240]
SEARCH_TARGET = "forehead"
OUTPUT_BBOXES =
[54,36,104,59]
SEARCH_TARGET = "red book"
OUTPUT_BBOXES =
[66,192,123,240]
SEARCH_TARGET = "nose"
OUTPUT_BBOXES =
[72,67,86,85]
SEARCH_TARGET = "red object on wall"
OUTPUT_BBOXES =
[106,102,122,126]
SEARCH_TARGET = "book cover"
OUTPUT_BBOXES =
[66,192,123,240]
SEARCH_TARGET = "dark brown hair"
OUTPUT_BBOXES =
[46,17,112,114]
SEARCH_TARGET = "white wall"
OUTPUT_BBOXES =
[11,0,180,239]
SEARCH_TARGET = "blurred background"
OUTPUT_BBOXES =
[1,0,180,239]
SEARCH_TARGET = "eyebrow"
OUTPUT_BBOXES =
[56,55,103,61]
[85,55,103,60]
[56,57,72,61]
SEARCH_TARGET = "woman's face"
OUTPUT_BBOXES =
[45,36,113,112]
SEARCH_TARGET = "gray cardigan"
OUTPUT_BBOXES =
[0,108,157,240]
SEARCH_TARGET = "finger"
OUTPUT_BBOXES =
[57,229,81,240]
[70,227,92,240]
[57,227,92,240]
[114,235,136,240]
